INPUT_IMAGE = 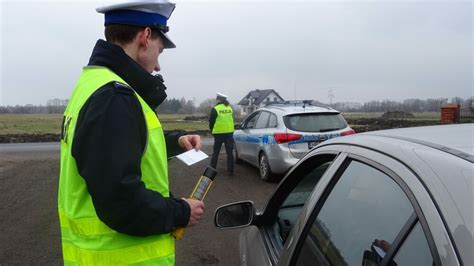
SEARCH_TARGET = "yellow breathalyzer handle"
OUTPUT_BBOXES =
[172,166,217,240]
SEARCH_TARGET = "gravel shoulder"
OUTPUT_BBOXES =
[0,144,277,265]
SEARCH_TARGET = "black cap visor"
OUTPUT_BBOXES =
[157,30,176,49]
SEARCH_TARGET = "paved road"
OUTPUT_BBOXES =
[0,142,59,152]
[0,141,278,265]
[0,139,215,153]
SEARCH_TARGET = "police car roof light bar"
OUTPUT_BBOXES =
[265,100,332,110]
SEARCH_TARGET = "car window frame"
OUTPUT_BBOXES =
[259,152,340,224]
[268,112,278,128]
[255,151,346,264]
[242,111,261,129]
[289,153,442,266]
[391,220,435,265]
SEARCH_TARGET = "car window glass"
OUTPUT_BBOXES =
[295,160,413,266]
[281,162,332,208]
[284,113,347,132]
[244,112,260,129]
[276,162,333,243]
[255,111,270,129]
[268,113,277,128]
[393,222,433,265]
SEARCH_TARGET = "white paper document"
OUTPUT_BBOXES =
[175,149,209,166]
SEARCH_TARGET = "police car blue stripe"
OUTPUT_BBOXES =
[234,134,276,145]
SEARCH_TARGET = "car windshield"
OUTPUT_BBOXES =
[283,113,348,132]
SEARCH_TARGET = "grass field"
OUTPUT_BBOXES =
[0,112,444,134]
[0,114,209,134]
[0,114,63,134]
[159,114,209,131]
[161,121,209,131]
[0,112,445,135]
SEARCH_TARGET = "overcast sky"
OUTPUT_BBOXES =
[0,0,472,106]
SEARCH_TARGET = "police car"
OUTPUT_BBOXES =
[233,101,354,181]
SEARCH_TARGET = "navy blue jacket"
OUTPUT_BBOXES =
[72,40,190,236]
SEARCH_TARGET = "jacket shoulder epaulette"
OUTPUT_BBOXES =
[112,82,135,96]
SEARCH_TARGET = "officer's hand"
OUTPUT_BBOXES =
[184,198,205,227]
[178,135,202,151]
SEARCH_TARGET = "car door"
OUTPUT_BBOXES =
[235,111,261,163]
[239,148,348,266]
[279,145,458,266]
[251,111,272,165]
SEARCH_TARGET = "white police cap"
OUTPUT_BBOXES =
[216,92,228,100]
[96,0,176,48]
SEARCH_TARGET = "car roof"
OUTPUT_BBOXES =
[260,105,340,116]
[365,123,474,157]
[319,123,473,261]
[323,123,473,162]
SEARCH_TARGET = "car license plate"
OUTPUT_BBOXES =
[308,141,319,149]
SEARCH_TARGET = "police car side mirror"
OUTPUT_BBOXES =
[234,124,242,130]
[214,201,255,229]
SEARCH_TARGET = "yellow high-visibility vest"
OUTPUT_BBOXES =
[58,66,174,265]
[212,104,234,134]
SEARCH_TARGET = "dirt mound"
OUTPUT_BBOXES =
[346,118,440,133]
[381,111,415,119]
[184,115,208,121]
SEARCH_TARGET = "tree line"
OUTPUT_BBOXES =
[330,97,472,113]
[0,97,221,115]
[0,96,472,114]
[0,98,69,114]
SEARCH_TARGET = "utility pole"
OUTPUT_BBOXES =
[328,89,334,106]
[293,81,296,100]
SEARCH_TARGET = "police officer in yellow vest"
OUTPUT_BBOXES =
[58,1,206,265]
[209,93,235,175]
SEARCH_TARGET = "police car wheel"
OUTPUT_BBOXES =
[259,153,273,182]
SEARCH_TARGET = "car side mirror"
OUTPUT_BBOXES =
[234,124,242,130]
[214,201,254,229]
[362,250,380,266]
[362,242,388,266]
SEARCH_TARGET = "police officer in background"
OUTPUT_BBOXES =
[58,1,205,265]
[209,93,235,175]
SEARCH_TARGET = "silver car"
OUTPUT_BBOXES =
[215,124,473,266]
[233,101,354,181]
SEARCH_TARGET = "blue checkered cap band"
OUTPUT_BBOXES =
[97,0,176,48]
[104,9,168,30]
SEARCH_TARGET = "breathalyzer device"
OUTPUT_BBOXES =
[172,166,217,240]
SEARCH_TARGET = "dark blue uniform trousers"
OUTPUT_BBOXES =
[210,133,234,173]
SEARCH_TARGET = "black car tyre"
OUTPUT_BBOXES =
[259,153,274,182]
